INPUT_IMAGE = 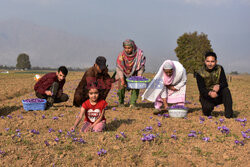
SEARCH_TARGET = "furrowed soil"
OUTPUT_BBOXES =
[0,71,249,167]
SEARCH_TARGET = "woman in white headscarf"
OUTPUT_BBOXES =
[141,60,187,114]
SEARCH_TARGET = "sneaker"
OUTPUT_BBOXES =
[46,97,54,110]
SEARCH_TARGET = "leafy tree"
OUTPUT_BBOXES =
[16,53,31,70]
[175,31,213,73]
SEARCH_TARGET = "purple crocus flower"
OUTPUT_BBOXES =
[185,100,192,104]
[58,129,63,133]
[234,140,240,144]
[141,134,156,142]
[208,116,213,119]
[157,122,162,127]
[171,134,177,140]
[235,118,247,122]
[190,130,196,134]
[115,135,120,139]
[1,116,4,119]
[17,132,21,137]
[44,140,50,146]
[5,128,9,131]
[241,131,250,139]
[7,115,12,119]
[49,128,55,133]
[219,119,224,123]
[120,132,126,138]
[202,137,210,142]
[240,141,245,146]
[142,126,153,131]
[78,138,86,144]
[188,133,197,137]
[218,126,230,134]
[241,123,246,127]
[0,150,5,155]
[149,117,153,119]
[199,116,205,122]
[53,117,58,120]
[163,114,169,118]
[72,138,78,142]
[42,115,45,119]
[245,129,250,133]
[188,130,197,137]
[97,149,107,156]
[112,107,116,111]
[16,129,21,132]
[31,129,40,134]
[55,138,59,142]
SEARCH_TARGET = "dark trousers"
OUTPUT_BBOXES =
[199,87,233,118]
[36,82,69,105]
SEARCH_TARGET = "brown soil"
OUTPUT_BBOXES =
[0,72,249,167]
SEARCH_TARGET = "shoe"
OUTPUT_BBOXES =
[153,109,162,115]
[129,104,139,110]
[46,97,54,110]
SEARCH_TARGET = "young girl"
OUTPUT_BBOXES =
[70,88,108,132]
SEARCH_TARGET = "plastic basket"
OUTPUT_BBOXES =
[126,82,150,89]
[22,99,47,111]
[126,77,151,89]
[168,109,188,118]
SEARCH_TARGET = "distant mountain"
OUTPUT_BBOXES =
[0,19,118,69]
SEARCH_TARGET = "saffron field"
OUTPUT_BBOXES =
[0,71,249,166]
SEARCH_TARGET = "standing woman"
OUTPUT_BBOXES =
[116,39,146,108]
[142,60,187,114]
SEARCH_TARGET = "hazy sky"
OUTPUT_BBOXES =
[0,0,250,73]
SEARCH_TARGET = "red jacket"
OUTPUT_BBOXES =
[34,72,65,94]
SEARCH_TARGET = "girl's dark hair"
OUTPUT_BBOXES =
[87,86,99,93]
[58,66,68,76]
[205,52,217,60]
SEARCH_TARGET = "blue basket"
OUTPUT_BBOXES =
[22,99,47,111]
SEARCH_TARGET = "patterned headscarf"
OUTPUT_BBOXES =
[116,39,146,77]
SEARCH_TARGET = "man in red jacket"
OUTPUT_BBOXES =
[34,66,69,108]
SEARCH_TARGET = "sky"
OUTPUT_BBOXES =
[0,0,250,73]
